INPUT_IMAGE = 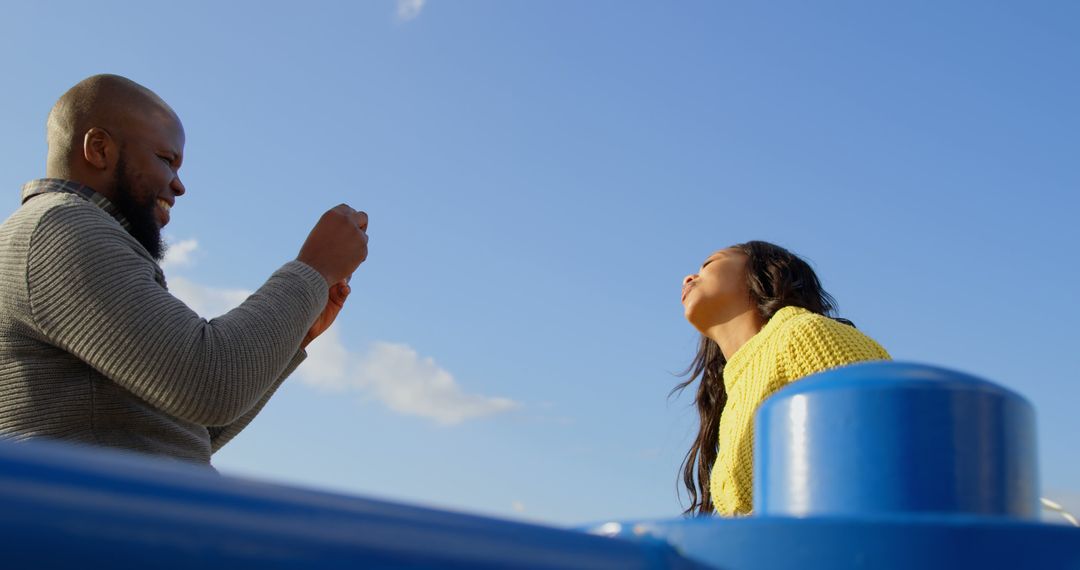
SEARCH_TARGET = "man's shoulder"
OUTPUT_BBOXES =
[8,192,122,237]
[20,191,106,217]
[0,193,137,273]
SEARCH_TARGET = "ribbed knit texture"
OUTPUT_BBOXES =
[711,306,891,515]
[0,192,328,463]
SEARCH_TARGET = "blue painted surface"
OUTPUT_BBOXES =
[596,514,1080,570]
[596,362,1077,569]
[0,439,702,569]
[2,362,1077,568]
[754,361,1039,518]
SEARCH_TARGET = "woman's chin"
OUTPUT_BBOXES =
[684,306,710,334]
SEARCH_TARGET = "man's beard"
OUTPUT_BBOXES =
[112,157,167,261]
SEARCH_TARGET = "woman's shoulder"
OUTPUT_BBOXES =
[769,306,827,334]
[772,306,890,358]
[773,306,853,333]
[760,307,890,382]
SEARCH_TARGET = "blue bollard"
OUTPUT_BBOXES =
[753,361,1040,518]
[597,362,1079,569]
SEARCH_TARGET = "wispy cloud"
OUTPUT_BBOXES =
[168,277,252,318]
[161,238,199,270]
[165,263,518,425]
[298,326,350,392]
[396,0,426,21]
[299,338,519,425]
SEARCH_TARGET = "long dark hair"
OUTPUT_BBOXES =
[671,241,838,515]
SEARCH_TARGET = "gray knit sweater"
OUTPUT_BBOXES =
[0,190,328,464]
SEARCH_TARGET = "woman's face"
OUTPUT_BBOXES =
[681,248,754,331]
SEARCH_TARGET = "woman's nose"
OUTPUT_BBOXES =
[683,274,696,286]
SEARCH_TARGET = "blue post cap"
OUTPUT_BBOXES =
[753,361,1039,518]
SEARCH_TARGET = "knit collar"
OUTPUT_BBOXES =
[21,178,132,232]
[723,305,809,390]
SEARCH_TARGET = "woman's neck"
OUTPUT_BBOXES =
[703,308,766,360]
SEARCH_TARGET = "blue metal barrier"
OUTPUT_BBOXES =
[2,362,1077,568]
[0,439,701,569]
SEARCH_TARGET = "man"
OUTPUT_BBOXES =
[0,74,369,464]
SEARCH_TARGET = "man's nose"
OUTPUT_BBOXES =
[172,176,186,197]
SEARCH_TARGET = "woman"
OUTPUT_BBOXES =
[674,241,890,516]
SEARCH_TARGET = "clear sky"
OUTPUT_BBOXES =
[1,1,1077,525]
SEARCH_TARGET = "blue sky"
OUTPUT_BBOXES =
[1,1,1078,525]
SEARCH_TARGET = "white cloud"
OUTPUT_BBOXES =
[161,238,199,270]
[363,342,518,424]
[397,0,426,21]
[166,275,518,425]
[298,325,350,392]
[512,501,526,513]
[299,339,519,425]
[167,276,253,319]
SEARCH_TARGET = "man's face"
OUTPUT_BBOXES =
[110,110,186,261]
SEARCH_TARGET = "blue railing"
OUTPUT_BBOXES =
[0,362,1076,568]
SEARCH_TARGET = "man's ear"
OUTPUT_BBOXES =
[82,127,116,171]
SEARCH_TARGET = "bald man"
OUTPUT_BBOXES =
[0,75,369,464]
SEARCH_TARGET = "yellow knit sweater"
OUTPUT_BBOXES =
[710,306,890,516]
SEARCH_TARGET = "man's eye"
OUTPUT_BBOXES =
[159,156,172,165]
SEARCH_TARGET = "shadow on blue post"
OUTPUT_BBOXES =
[594,362,1080,569]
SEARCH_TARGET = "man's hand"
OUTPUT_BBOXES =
[302,279,350,349]
[297,205,369,285]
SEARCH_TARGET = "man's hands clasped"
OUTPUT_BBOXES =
[298,204,369,285]
[297,205,369,348]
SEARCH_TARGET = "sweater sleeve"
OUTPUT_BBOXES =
[208,349,307,452]
[25,203,328,427]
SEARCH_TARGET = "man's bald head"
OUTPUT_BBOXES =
[46,74,179,178]
[42,75,187,261]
